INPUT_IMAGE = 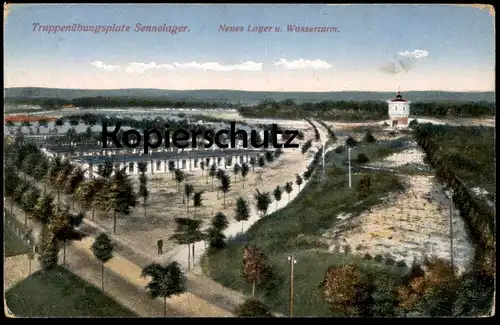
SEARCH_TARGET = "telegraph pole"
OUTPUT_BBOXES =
[449,189,454,270]
[287,255,297,317]
[322,142,326,181]
[348,147,352,188]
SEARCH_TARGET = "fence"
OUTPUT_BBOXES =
[5,216,34,250]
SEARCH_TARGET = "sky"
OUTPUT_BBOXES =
[4,4,495,92]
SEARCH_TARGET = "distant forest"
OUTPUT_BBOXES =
[239,99,495,121]
[5,95,495,121]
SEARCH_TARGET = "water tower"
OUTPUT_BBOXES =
[387,91,411,128]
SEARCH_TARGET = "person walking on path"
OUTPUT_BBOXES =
[157,239,163,255]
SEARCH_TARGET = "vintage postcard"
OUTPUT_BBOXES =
[4,3,495,318]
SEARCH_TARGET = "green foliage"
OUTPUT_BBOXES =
[92,233,114,264]
[363,131,377,143]
[211,212,229,231]
[235,197,251,223]
[239,99,494,121]
[141,262,187,316]
[356,175,373,199]
[39,239,59,270]
[235,299,274,317]
[357,153,370,164]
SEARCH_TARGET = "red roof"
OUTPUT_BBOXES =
[390,91,408,102]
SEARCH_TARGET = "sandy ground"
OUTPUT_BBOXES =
[322,140,474,272]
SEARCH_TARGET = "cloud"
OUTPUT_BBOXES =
[91,60,263,74]
[380,49,429,75]
[398,49,429,60]
[124,62,175,74]
[272,58,332,70]
[90,61,120,71]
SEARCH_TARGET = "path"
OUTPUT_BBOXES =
[6,203,232,317]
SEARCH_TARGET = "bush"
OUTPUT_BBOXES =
[346,136,358,147]
[357,153,370,164]
[374,254,384,263]
[363,253,373,260]
[363,131,377,143]
[334,146,345,154]
[396,260,407,268]
[234,299,274,317]
[409,119,419,128]
[384,256,396,266]
[356,175,373,199]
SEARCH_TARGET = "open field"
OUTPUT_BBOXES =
[322,139,474,272]
[5,265,137,317]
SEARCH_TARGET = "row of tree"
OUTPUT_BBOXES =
[239,99,495,120]
[413,122,495,277]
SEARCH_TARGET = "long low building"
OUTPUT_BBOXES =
[73,148,267,178]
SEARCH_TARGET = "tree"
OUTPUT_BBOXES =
[38,238,59,270]
[46,156,63,196]
[5,170,21,212]
[295,174,303,190]
[174,169,185,194]
[364,131,376,143]
[219,171,231,209]
[254,189,272,217]
[249,157,257,174]
[21,186,41,227]
[211,212,229,231]
[192,191,204,219]
[92,232,114,291]
[233,163,241,182]
[240,163,250,189]
[357,175,372,199]
[32,195,55,242]
[54,160,74,205]
[138,162,149,218]
[284,182,293,203]
[265,151,274,163]
[273,185,282,211]
[346,136,358,148]
[168,161,176,180]
[242,245,270,298]
[11,182,29,215]
[398,256,458,316]
[33,161,49,191]
[63,166,86,209]
[98,159,114,178]
[107,167,138,234]
[184,183,195,212]
[141,262,187,317]
[169,217,204,271]
[206,227,227,251]
[357,153,370,164]
[234,197,251,233]
[200,161,206,181]
[258,156,266,168]
[209,164,217,190]
[50,207,86,264]
[76,179,104,220]
[321,264,373,316]
[235,299,274,317]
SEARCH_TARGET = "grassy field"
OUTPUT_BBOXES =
[202,137,410,316]
[5,266,137,317]
[4,211,31,258]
